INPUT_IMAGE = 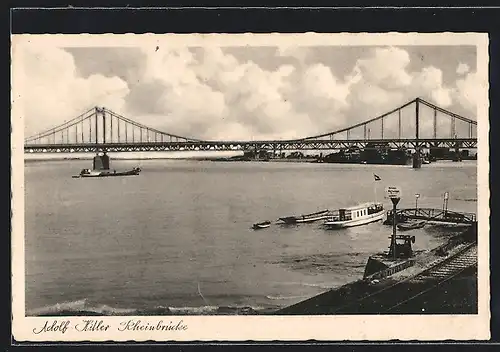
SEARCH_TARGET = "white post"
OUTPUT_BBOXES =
[415,193,420,215]
[443,192,449,214]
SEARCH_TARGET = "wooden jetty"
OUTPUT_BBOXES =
[383,208,476,225]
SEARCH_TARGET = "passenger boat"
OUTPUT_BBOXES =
[73,167,141,178]
[397,220,426,231]
[324,202,384,228]
[252,221,272,230]
[278,209,331,224]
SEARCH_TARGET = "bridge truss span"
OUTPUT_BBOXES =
[24,97,478,153]
[24,138,477,154]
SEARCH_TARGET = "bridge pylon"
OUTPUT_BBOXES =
[413,98,422,169]
[24,97,478,161]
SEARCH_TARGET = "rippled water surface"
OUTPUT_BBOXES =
[24,159,477,315]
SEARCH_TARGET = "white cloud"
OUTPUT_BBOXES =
[355,47,413,89]
[412,66,453,107]
[334,48,470,138]
[21,46,129,138]
[21,45,480,141]
[456,62,470,75]
[454,71,483,113]
[276,46,311,64]
[302,64,350,106]
[129,47,348,140]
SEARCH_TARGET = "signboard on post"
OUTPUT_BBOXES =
[385,186,402,199]
[385,186,402,206]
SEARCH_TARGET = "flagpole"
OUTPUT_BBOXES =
[373,174,379,203]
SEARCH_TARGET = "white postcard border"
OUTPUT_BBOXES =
[11,32,490,342]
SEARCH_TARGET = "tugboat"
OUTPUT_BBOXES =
[72,152,141,178]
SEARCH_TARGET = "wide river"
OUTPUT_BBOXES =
[24,158,477,315]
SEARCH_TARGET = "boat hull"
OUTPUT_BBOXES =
[324,211,385,228]
[279,210,331,224]
[252,222,271,230]
[253,225,271,230]
[397,221,426,231]
[295,214,331,223]
[76,170,140,178]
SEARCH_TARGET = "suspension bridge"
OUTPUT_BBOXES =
[24,97,477,167]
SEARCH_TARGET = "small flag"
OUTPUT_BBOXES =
[374,174,381,181]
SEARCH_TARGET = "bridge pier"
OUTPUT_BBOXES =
[412,150,422,169]
[453,142,462,162]
[93,152,110,170]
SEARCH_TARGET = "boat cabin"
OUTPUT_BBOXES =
[337,202,383,221]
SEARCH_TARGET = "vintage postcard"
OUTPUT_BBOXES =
[11,32,490,342]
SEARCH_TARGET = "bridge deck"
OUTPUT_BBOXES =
[23,97,478,153]
[24,137,478,153]
[385,208,476,225]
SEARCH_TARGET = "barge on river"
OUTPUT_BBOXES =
[72,153,141,178]
[74,167,141,178]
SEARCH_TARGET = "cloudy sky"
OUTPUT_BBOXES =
[21,45,480,140]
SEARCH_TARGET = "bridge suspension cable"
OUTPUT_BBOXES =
[102,108,202,143]
[24,107,96,143]
[301,97,477,141]
[302,98,418,140]
[23,96,478,153]
[418,99,477,125]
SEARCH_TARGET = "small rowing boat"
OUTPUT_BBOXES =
[252,221,272,230]
[278,209,331,224]
[397,220,426,231]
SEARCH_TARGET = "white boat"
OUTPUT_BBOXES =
[324,202,385,228]
[252,221,272,230]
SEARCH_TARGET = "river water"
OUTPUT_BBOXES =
[24,159,477,315]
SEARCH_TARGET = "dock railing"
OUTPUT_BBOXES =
[385,208,476,225]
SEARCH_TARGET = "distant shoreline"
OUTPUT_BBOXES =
[24,157,213,162]
[24,157,477,166]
